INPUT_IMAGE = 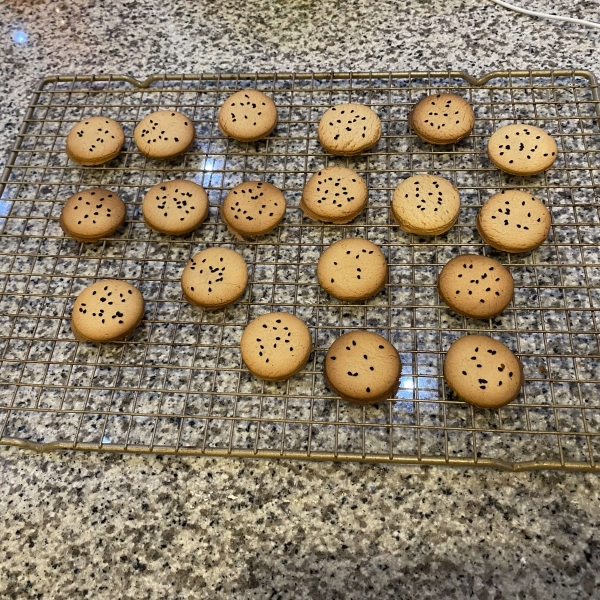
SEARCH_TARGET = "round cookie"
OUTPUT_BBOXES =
[317,238,387,302]
[392,174,460,236]
[487,124,557,176]
[221,181,286,239]
[443,335,524,409]
[438,254,514,319]
[301,166,367,224]
[318,103,381,156]
[240,312,312,381]
[324,331,401,405]
[477,190,551,253]
[66,116,125,166]
[134,110,195,159]
[142,179,209,236]
[218,90,278,142]
[71,280,144,343]
[181,248,248,310]
[409,93,475,145]
[60,188,126,242]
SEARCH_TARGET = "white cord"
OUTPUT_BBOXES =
[488,0,600,30]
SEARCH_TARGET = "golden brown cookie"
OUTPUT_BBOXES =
[221,181,286,239]
[71,280,144,343]
[181,248,248,310]
[134,110,195,159]
[65,116,125,166]
[477,190,551,253]
[438,255,514,319]
[443,335,524,409]
[317,238,387,301]
[487,124,557,176]
[409,93,474,145]
[59,188,126,242]
[318,103,381,156]
[324,331,401,405]
[391,174,460,236]
[142,179,209,236]
[218,90,278,142]
[240,312,312,381]
[301,166,367,224]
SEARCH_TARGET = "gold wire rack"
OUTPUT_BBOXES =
[1,70,600,471]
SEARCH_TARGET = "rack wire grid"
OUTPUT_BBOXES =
[1,70,600,472]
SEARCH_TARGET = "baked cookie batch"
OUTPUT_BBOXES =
[61,90,560,410]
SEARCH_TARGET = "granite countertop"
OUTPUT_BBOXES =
[1,0,600,598]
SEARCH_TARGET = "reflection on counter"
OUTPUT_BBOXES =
[12,30,28,44]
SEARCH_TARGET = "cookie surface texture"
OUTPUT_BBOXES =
[325,331,401,405]
[181,248,248,310]
[142,179,209,235]
[318,103,381,156]
[477,190,551,253]
[317,238,387,301]
[438,254,514,319]
[71,280,144,343]
[221,181,286,239]
[60,188,126,242]
[66,116,124,166]
[218,90,278,142]
[134,110,195,159]
[487,124,557,175]
[409,93,474,145]
[301,166,367,224]
[443,335,524,409]
[241,312,312,381]
[392,174,460,236]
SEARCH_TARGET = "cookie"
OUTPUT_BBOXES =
[408,93,475,145]
[142,179,209,236]
[240,312,312,381]
[487,124,557,176]
[438,255,514,319]
[66,116,125,166]
[324,331,401,405]
[218,90,278,142]
[181,248,248,310]
[443,335,524,409]
[317,238,387,301]
[134,110,195,159]
[391,174,460,236]
[221,181,286,239]
[477,190,551,253]
[59,188,126,242]
[301,166,367,224]
[318,103,381,156]
[71,280,144,343]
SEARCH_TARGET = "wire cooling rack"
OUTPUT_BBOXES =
[1,70,600,471]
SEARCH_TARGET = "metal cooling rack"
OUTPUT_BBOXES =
[1,70,600,471]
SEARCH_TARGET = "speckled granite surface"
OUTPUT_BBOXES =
[1,450,599,599]
[1,0,600,598]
